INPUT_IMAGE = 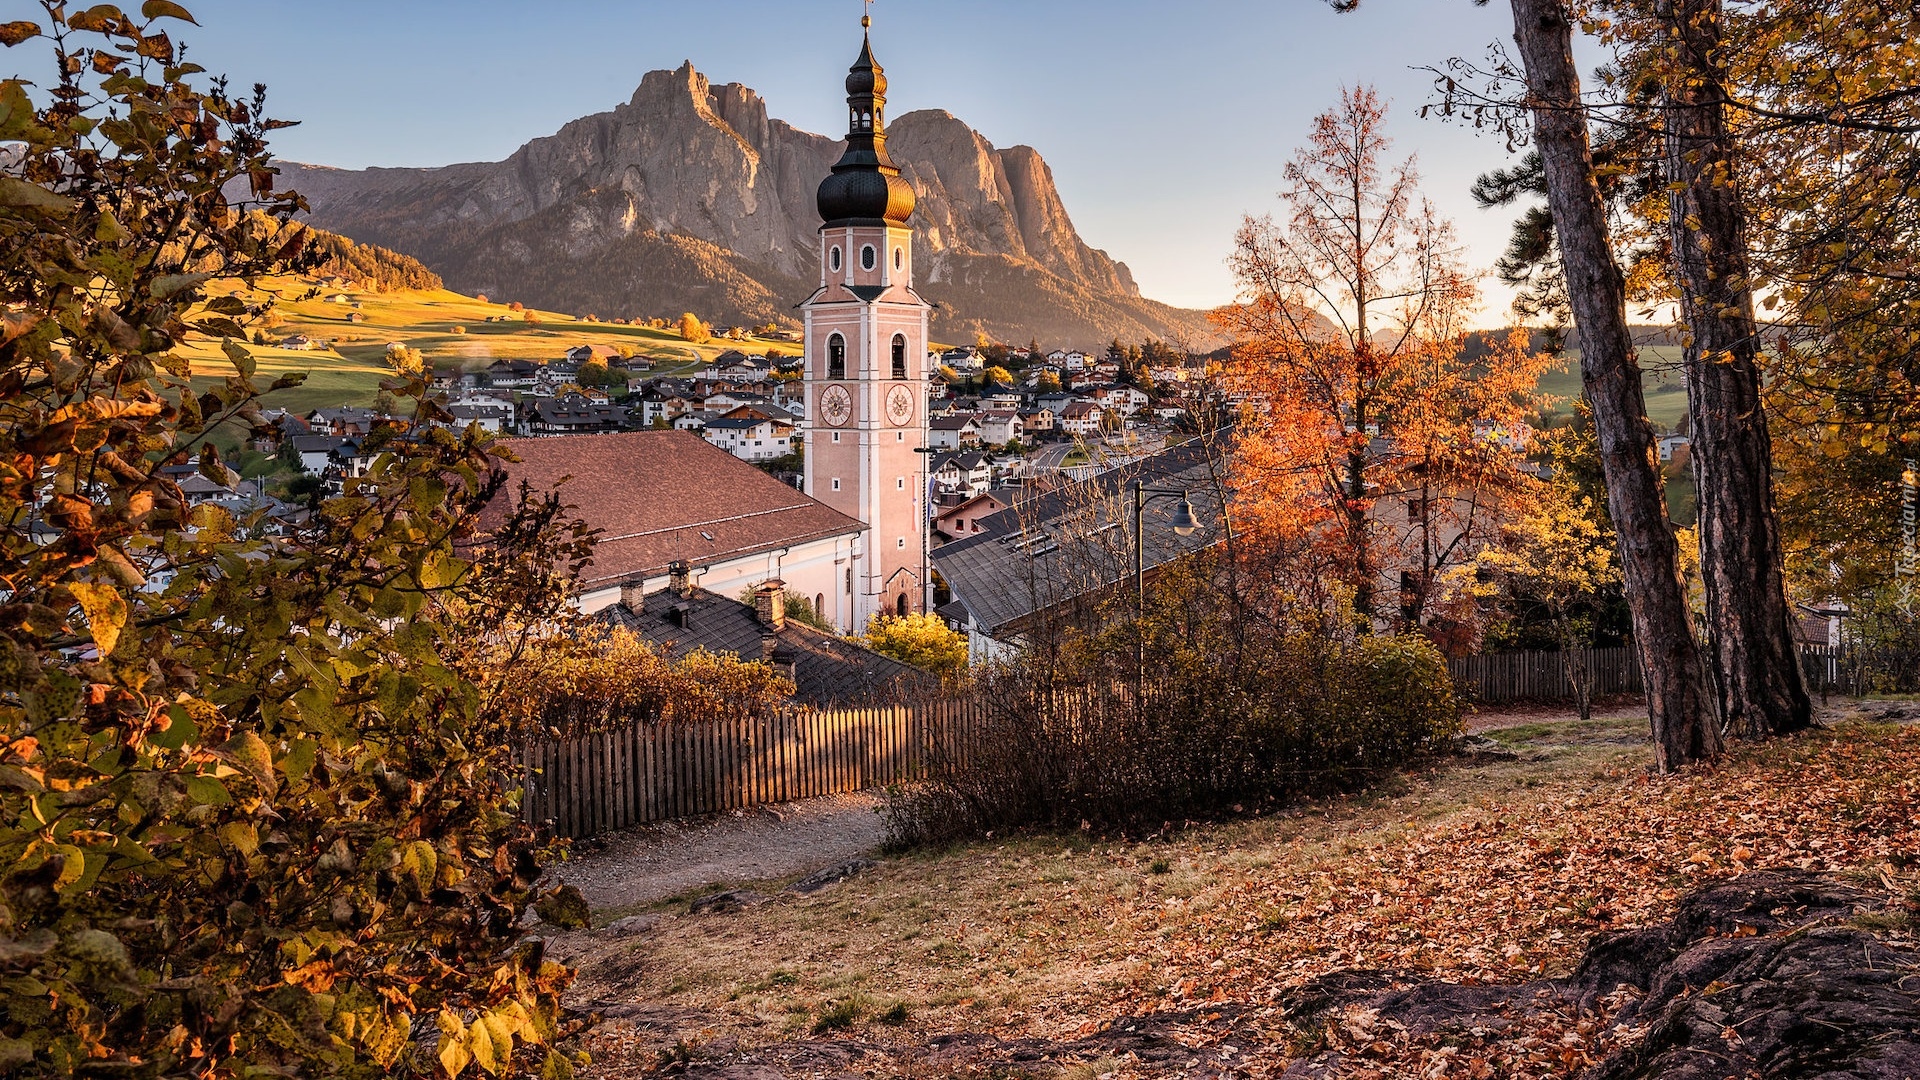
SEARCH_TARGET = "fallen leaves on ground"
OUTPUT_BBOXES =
[572,714,1920,1078]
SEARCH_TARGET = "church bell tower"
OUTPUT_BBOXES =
[803,14,931,633]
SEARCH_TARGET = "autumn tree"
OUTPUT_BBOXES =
[984,364,1014,386]
[863,613,969,680]
[1473,0,1724,769]
[1215,86,1550,636]
[0,5,676,1073]
[678,312,711,344]
[1455,472,1621,720]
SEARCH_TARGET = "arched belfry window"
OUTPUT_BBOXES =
[891,334,907,380]
[828,333,846,380]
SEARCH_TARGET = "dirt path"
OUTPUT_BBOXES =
[548,791,886,914]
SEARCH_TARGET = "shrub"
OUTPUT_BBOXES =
[881,560,1460,849]
[0,10,618,1076]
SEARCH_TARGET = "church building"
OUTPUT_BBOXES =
[801,15,933,629]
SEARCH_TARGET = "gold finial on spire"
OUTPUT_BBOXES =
[863,0,872,28]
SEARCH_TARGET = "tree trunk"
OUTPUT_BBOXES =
[1508,0,1722,769]
[1660,0,1814,738]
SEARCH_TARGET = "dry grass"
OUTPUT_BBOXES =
[557,704,1920,1078]
[557,713,1662,1051]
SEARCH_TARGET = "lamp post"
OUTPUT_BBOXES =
[1131,479,1200,683]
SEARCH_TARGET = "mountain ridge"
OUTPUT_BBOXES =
[278,62,1222,349]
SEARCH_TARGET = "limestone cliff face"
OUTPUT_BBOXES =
[281,63,1215,347]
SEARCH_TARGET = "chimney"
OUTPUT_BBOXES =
[669,560,692,598]
[620,578,646,612]
[752,579,786,631]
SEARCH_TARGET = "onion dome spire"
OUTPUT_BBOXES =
[816,14,916,228]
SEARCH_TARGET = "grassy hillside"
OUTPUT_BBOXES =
[174,276,802,419]
[1538,345,1690,432]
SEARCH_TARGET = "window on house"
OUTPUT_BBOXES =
[846,567,853,593]
[815,592,825,615]
[861,245,877,271]
[891,334,907,379]
[828,333,845,379]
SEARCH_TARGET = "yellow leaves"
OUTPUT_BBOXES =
[68,582,128,656]
[399,840,437,893]
[438,1000,546,1078]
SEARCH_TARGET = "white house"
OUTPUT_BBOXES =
[701,411,796,461]
[976,410,1023,446]
[485,431,869,633]
[1059,401,1106,436]
[929,414,982,450]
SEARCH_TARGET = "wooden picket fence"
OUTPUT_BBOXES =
[1447,646,1644,704]
[520,699,978,839]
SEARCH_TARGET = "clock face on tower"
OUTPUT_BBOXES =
[885,383,915,427]
[819,384,853,427]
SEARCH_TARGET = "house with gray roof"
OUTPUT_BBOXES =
[931,439,1230,660]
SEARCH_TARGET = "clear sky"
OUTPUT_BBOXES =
[30,0,1538,322]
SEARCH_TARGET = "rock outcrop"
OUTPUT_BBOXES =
[279,63,1218,348]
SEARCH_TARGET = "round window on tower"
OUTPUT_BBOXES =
[861,245,877,272]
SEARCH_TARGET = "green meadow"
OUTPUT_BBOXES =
[173,277,802,419]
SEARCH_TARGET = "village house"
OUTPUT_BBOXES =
[976,409,1023,446]
[700,409,797,461]
[932,489,1016,544]
[933,440,1229,661]
[1658,432,1692,462]
[486,359,541,388]
[599,576,931,706]
[1021,407,1057,439]
[928,414,982,450]
[251,410,310,453]
[704,351,775,382]
[565,343,621,366]
[980,384,1024,409]
[485,430,869,631]
[528,392,625,436]
[1059,400,1106,437]
[306,407,381,438]
[1092,384,1150,416]
[930,450,995,497]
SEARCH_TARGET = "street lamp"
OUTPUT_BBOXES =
[1131,478,1202,683]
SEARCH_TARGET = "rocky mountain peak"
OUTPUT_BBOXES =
[280,63,1213,346]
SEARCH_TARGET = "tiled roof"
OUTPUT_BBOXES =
[598,588,935,706]
[931,439,1229,638]
[488,431,864,591]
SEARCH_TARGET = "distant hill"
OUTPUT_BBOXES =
[300,228,443,292]
[276,62,1223,351]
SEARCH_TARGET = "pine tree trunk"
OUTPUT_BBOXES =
[1659,0,1814,738]
[1508,0,1722,769]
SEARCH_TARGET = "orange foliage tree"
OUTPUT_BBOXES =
[1214,87,1549,642]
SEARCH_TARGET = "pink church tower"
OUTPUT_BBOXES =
[802,14,931,633]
